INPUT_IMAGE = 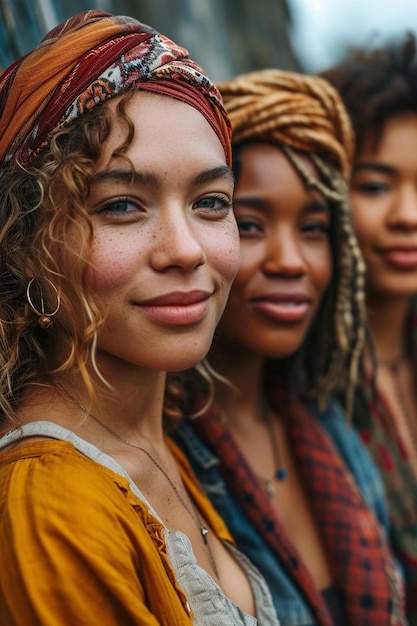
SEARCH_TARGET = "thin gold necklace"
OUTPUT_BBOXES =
[54,383,219,577]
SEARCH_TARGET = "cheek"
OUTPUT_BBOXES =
[307,244,332,293]
[231,242,264,287]
[207,221,241,284]
[352,219,377,260]
[63,226,139,292]
[352,201,381,246]
[87,233,141,291]
[353,210,370,233]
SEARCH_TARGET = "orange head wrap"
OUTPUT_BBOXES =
[0,10,231,168]
[218,69,367,416]
[217,68,354,181]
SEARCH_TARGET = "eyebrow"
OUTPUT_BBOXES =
[233,197,268,210]
[353,161,396,176]
[90,165,234,187]
[192,166,234,186]
[233,196,330,214]
[304,200,330,215]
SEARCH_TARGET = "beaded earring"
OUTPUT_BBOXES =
[26,276,61,328]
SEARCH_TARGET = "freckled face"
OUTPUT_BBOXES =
[350,113,417,301]
[72,92,239,373]
[216,143,332,358]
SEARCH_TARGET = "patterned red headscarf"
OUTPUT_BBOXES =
[0,10,231,168]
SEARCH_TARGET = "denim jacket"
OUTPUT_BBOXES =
[171,398,401,626]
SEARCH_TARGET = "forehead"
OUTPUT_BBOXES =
[235,142,322,200]
[236,142,318,181]
[233,142,330,223]
[357,112,417,161]
[97,91,226,171]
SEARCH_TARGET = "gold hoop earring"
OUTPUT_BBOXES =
[26,276,61,329]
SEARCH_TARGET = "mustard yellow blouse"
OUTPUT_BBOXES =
[0,434,234,625]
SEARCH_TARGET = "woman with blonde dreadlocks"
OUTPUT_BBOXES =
[171,69,405,625]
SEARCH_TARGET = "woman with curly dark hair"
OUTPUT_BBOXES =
[323,33,417,623]
[0,10,284,626]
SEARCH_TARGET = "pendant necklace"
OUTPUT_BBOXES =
[256,405,288,499]
[54,384,219,577]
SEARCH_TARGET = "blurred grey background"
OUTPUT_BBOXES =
[0,0,299,78]
[1,0,417,77]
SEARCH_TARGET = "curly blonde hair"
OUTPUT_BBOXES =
[217,69,366,413]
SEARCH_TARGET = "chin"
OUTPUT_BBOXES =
[164,358,208,373]
[159,342,213,373]
[262,347,300,360]
[251,331,309,360]
[368,280,417,301]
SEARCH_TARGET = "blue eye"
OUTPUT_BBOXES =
[195,194,232,214]
[100,199,138,214]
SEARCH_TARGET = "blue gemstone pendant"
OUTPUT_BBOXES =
[275,467,288,481]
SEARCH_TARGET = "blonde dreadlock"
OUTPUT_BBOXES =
[218,69,366,416]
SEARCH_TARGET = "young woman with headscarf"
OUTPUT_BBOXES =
[0,11,280,626]
[172,69,406,626]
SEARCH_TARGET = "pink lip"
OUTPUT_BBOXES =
[135,290,212,325]
[379,247,417,269]
[250,292,312,323]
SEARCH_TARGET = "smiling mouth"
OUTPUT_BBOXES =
[250,298,311,323]
[139,290,212,307]
[379,248,417,269]
[135,291,212,325]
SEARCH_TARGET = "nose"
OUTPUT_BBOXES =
[262,227,306,277]
[388,184,417,230]
[150,208,205,272]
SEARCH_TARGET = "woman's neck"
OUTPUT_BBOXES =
[18,364,168,446]
[209,344,266,429]
[367,293,412,361]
